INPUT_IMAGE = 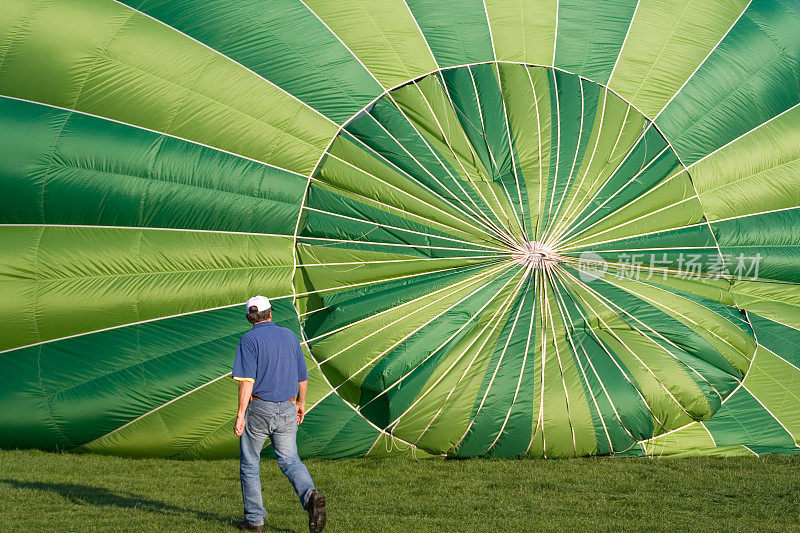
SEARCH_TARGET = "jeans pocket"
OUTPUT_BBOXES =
[246,408,269,435]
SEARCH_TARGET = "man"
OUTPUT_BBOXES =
[232,295,326,532]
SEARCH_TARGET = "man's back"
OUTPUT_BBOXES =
[233,322,308,402]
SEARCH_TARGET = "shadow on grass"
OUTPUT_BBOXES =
[0,479,297,533]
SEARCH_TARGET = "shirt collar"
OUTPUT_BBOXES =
[253,321,275,328]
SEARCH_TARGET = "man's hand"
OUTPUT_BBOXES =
[234,413,246,436]
[296,401,305,424]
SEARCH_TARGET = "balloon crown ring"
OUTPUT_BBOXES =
[512,241,563,268]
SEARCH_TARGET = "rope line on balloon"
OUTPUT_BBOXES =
[606,0,642,84]
[300,206,508,252]
[526,266,553,456]
[549,144,676,248]
[639,312,798,451]
[444,65,528,239]
[452,268,535,454]
[554,265,703,422]
[320,260,519,390]
[544,86,610,242]
[547,268,641,451]
[522,65,546,242]
[108,0,339,129]
[406,80,523,245]
[557,193,700,252]
[356,263,525,413]
[305,260,513,352]
[542,76,587,241]
[336,124,517,247]
[296,260,504,321]
[306,176,507,246]
[400,267,531,444]
[545,120,655,248]
[462,65,530,242]
[547,265,617,453]
[0,95,315,182]
[292,257,510,307]
[321,152,508,243]
[546,266,663,440]
[480,268,539,455]
[651,0,754,121]
[542,264,580,456]
[544,105,643,244]
[542,69,563,243]
[411,267,531,447]
[335,122,513,246]
[296,235,509,255]
[545,269,667,439]
[360,109,517,246]
[556,263,734,401]
[394,82,522,248]
[494,62,534,242]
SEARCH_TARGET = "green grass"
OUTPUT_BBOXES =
[0,450,798,532]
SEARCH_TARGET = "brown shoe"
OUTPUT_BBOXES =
[305,490,326,533]
[237,520,265,531]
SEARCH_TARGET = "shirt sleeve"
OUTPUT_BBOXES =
[232,335,256,383]
[295,335,308,382]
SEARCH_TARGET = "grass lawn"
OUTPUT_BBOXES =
[0,450,798,532]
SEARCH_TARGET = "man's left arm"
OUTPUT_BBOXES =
[295,336,309,424]
[235,380,253,436]
[296,380,307,424]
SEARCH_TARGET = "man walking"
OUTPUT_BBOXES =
[232,295,326,532]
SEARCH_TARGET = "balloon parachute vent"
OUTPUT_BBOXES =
[513,241,562,268]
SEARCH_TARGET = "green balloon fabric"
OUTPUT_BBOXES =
[1,0,799,459]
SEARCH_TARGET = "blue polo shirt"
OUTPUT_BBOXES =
[232,321,309,402]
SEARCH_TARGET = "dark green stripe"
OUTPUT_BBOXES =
[123,0,383,123]
[404,0,494,67]
[657,0,800,165]
[0,299,299,449]
[0,97,305,234]
[554,0,638,84]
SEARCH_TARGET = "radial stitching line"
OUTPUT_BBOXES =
[652,0,753,121]
[494,62,532,240]
[111,0,337,126]
[542,265,579,456]
[549,121,655,246]
[362,109,511,245]
[338,117,506,244]
[547,86,609,241]
[549,268,664,433]
[323,152,499,238]
[549,268,639,445]
[483,270,539,454]
[543,76,587,240]
[310,261,510,358]
[412,269,530,445]
[560,266,734,400]
[556,266,706,423]
[398,267,529,441]
[453,269,533,453]
[548,268,616,452]
[413,77,519,245]
[547,102,633,245]
[0,95,309,180]
[359,263,524,412]
[464,65,528,241]
[301,207,506,251]
[409,79,519,244]
[322,261,518,391]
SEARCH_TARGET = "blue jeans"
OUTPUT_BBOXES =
[239,399,315,526]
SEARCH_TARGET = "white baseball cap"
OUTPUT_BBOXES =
[245,295,271,312]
